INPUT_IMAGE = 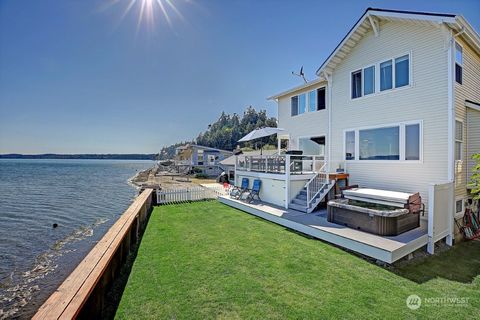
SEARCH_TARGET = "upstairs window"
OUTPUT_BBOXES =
[380,60,393,91]
[455,120,463,160]
[352,54,410,98]
[455,42,463,84]
[292,87,326,117]
[308,90,316,112]
[363,66,375,95]
[395,55,409,88]
[291,96,298,116]
[317,87,326,110]
[351,70,362,99]
[298,93,306,114]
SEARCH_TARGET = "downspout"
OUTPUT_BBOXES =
[446,26,466,246]
[324,71,333,173]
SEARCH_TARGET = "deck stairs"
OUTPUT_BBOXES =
[289,171,335,213]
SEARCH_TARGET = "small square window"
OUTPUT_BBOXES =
[456,199,464,215]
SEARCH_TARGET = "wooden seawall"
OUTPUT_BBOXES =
[33,188,155,319]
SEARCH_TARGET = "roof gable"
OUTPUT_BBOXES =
[316,8,479,78]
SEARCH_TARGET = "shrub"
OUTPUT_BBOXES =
[192,167,203,173]
[469,153,480,201]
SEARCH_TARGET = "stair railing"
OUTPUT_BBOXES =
[306,163,329,209]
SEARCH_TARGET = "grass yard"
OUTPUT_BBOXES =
[115,201,480,319]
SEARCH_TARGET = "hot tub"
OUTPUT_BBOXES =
[327,199,420,236]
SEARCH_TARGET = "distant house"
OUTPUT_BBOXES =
[175,144,233,177]
[220,149,278,183]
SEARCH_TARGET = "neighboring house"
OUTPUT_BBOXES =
[175,144,233,177]
[233,8,480,243]
[220,149,278,183]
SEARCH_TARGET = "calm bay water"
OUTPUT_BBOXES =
[0,159,153,319]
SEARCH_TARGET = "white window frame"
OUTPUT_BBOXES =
[350,69,363,99]
[455,41,463,85]
[343,120,423,163]
[290,85,327,117]
[350,51,413,101]
[455,118,464,162]
[343,130,356,161]
[363,64,375,96]
[455,197,465,218]
[308,89,317,112]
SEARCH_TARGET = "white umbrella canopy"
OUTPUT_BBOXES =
[238,127,285,142]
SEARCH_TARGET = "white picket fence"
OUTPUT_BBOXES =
[156,184,229,205]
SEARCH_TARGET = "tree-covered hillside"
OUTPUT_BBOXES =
[158,106,277,160]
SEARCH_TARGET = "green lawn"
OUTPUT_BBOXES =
[115,201,480,319]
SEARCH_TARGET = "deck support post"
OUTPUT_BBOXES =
[285,155,290,209]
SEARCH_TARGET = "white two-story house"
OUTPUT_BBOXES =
[230,8,480,249]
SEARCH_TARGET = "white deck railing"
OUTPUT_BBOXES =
[235,154,325,174]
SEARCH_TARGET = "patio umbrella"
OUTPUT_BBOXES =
[238,127,285,142]
[238,127,284,155]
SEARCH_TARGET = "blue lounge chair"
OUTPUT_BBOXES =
[230,178,249,199]
[244,179,261,203]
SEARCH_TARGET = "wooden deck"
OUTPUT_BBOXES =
[33,189,154,320]
[219,196,428,264]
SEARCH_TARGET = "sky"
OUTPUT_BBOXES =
[0,0,479,154]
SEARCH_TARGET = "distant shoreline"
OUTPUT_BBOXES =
[0,154,157,160]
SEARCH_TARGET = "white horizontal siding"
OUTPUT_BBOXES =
[467,109,480,184]
[329,20,449,207]
[455,37,480,198]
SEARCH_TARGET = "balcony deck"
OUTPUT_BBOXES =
[235,154,325,175]
[219,196,429,264]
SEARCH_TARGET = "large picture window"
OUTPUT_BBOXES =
[345,121,422,161]
[359,126,399,160]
